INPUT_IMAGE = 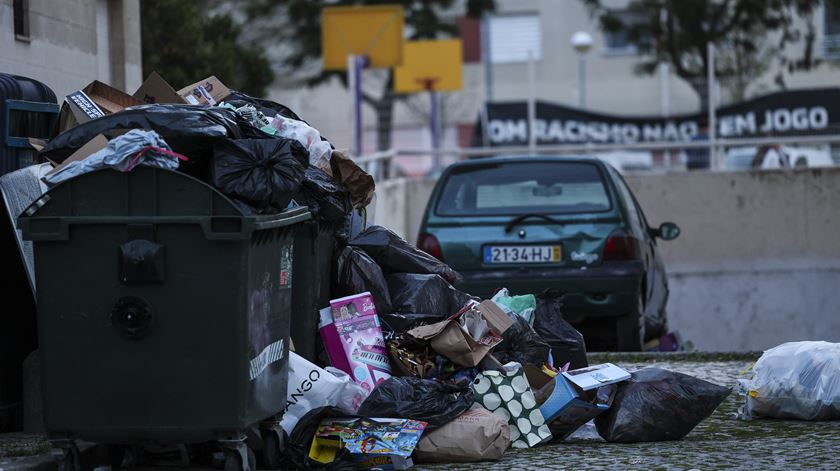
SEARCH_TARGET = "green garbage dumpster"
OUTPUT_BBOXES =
[18,167,309,471]
[290,220,337,363]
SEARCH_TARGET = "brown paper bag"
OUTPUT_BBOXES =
[330,150,375,209]
[414,405,510,462]
[408,320,490,367]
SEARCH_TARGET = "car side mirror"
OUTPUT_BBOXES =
[656,222,680,241]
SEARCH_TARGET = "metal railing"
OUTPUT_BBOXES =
[357,134,840,181]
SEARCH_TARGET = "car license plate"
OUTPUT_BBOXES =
[483,245,561,264]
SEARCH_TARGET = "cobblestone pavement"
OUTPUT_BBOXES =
[418,358,840,471]
[3,356,838,470]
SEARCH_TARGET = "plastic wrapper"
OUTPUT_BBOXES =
[44,130,186,185]
[387,273,474,317]
[594,367,731,443]
[324,367,369,415]
[357,376,474,428]
[492,315,551,367]
[299,166,352,223]
[349,226,461,283]
[271,114,333,168]
[211,138,307,212]
[533,289,588,370]
[491,288,536,325]
[737,341,840,420]
[41,104,248,165]
[225,90,306,122]
[380,313,446,339]
[333,247,392,314]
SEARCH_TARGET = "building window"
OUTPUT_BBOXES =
[487,14,542,64]
[13,0,30,40]
[823,0,840,58]
[602,9,649,55]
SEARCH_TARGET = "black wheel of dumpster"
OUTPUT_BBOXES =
[261,431,283,469]
[224,448,256,471]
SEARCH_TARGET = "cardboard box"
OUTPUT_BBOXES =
[538,375,617,441]
[177,76,231,106]
[56,81,143,134]
[133,72,187,105]
[562,363,630,391]
[309,418,426,470]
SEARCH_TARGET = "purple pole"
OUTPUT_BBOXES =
[430,89,439,172]
[353,55,365,157]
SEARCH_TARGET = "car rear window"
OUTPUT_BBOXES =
[435,161,612,216]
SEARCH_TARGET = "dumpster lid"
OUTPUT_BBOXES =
[18,167,311,241]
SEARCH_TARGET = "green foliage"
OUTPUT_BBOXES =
[141,0,274,97]
[582,0,822,106]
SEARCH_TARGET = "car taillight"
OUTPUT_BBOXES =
[417,232,444,261]
[603,230,640,261]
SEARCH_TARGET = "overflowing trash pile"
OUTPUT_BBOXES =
[6,73,757,470]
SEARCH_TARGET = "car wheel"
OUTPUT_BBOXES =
[615,293,645,351]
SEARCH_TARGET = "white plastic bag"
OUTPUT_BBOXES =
[280,352,347,434]
[270,114,332,168]
[325,367,369,414]
[738,341,840,420]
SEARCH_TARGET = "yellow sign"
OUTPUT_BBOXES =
[394,39,463,93]
[321,5,404,70]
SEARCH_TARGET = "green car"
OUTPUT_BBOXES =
[417,156,680,351]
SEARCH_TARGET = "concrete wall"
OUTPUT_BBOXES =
[0,0,142,97]
[373,167,840,351]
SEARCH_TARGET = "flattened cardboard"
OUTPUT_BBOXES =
[45,134,108,174]
[133,72,187,104]
[177,76,231,106]
[562,363,630,391]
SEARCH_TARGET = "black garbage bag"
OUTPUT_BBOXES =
[211,138,307,212]
[41,104,246,164]
[533,289,588,370]
[594,368,731,443]
[380,313,446,339]
[492,315,551,366]
[349,226,462,284]
[283,406,358,470]
[299,166,352,222]
[357,377,474,429]
[333,247,392,313]
[387,273,474,317]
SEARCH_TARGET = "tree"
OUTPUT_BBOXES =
[141,0,274,97]
[246,0,495,151]
[582,0,822,110]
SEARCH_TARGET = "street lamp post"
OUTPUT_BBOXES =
[570,31,593,109]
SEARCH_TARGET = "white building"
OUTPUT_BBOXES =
[0,0,142,98]
[266,0,840,162]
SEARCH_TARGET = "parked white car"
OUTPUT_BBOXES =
[725,145,834,170]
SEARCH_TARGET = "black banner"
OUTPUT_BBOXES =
[473,88,840,146]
